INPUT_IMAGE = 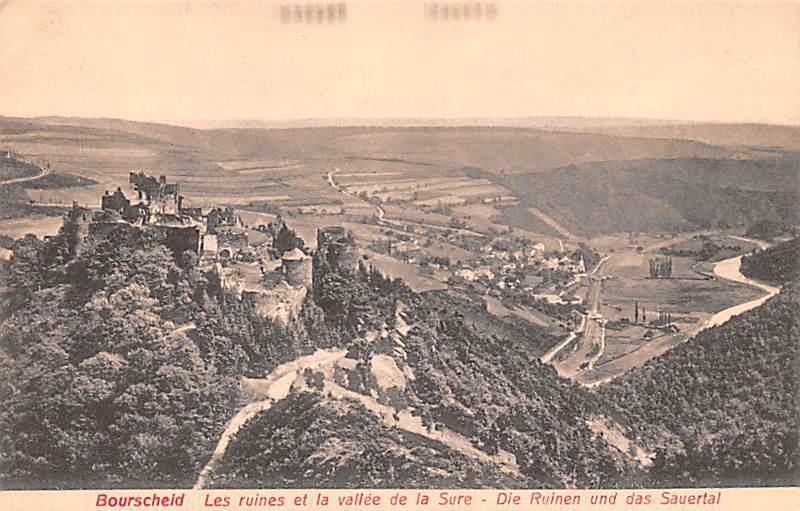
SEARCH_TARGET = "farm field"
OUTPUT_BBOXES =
[0,215,64,239]
[601,267,761,317]
[361,250,447,293]
[570,240,767,385]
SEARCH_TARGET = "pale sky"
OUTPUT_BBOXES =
[1,1,798,125]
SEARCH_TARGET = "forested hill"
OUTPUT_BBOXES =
[599,282,800,487]
[208,286,643,489]
[741,237,800,284]
[1,224,640,489]
[3,214,796,489]
[498,156,799,236]
[0,228,349,489]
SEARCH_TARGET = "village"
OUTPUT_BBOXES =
[363,218,595,329]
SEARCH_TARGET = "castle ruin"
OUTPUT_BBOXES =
[649,256,673,279]
[313,226,358,291]
[62,172,357,325]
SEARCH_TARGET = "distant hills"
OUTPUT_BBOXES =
[25,115,800,149]
[498,156,800,236]
[2,115,798,238]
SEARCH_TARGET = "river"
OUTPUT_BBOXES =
[702,254,780,331]
[582,242,781,388]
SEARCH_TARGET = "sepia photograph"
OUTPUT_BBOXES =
[0,0,798,503]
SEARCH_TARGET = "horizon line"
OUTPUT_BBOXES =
[3,113,800,130]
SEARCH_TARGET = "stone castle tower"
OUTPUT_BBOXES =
[282,248,313,289]
[312,226,358,290]
[63,203,93,257]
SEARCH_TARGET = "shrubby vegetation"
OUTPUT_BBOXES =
[213,285,639,488]
[209,392,525,489]
[0,226,365,488]
[397,301,638,488]
[745,220,794,241]
[500,157,799,236]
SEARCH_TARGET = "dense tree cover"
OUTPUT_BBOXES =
[0,225,417,488]
[422,290,560,357]
[0,225,360,488]
[3,219,797,489]
[0,233,240,488]
[659,236,744,262]
[209,392,525,489]
[314,261,411,332]
[741,237,799,284]
[599,283,800,487]
[213,283,639,489]
[500,157,800,236]
[397,300,639,488]
[273,225,304,255]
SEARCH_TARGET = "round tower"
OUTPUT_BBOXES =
[282,248,312,289]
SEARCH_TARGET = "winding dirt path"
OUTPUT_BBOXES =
[193,348,347,489]
[194,309,519,487]
[0,164,49,185]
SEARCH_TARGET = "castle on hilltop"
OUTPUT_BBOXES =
[60,172,360,324]
[67,173,205,258]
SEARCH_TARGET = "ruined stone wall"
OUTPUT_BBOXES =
[283,256,312,289]
[243,282,307,326]
[62,206,92,257]
[144,225,201,255]
[328,240,358,271]
[312,226,358,292]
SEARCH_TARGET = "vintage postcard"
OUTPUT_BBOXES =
[0,1,798,509]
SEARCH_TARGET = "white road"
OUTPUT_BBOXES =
[0,164,49,186]
[326,168,485,237]
[194,309,520,488]
[193,348,347,489]
[583,242,782,388]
